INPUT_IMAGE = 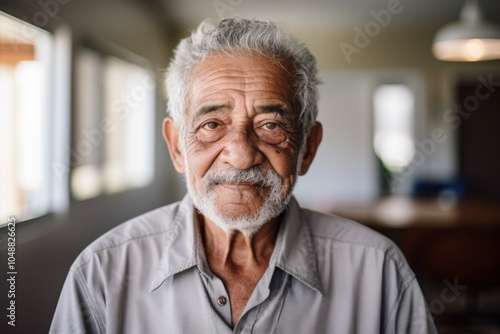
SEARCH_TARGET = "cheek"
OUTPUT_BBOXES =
[264,147,299,181]
[185,137,221,177]
[286,131,304,153]
[272,133,303,172]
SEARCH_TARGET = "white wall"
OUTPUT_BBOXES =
[294,71,378,211]
[293,68,457,211]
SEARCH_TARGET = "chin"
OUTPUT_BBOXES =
[190,188,294,238]
[184,166,296,237]
[214,217,267,237]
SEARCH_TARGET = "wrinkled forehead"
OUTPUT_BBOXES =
[184,52,299,117]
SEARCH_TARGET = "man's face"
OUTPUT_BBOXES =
[164,53,321,235]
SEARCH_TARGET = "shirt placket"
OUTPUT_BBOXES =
[199,271,234,333]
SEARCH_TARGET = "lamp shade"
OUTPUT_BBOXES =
[433,0,500,61]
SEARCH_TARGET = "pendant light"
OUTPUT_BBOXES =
[432,0,500,62]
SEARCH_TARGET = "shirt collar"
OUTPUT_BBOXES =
[274,197,323,294]
[149,195,197,291]
[149,194,323,294]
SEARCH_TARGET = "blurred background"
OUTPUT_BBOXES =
[1,0,499,332]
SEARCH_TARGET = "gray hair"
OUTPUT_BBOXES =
[166,17,319,142]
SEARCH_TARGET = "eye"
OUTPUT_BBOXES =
[196,120,225,143]
[202,121,220,130]
[262,122,279,130]
[256,121,286,145]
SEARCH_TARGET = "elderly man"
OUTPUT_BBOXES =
[51,18,436,333]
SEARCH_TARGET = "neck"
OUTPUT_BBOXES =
[199,214,281,269]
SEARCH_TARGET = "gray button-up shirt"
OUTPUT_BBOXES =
[50,195,436,333]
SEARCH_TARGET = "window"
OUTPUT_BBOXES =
[373,84,415,190]
[71,47,155,200]
[0,12,54,224]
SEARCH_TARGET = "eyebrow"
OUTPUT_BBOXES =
[195,104,231,118]
[195,104,288,117]
[256,105,289,116]
[192,103,290,126]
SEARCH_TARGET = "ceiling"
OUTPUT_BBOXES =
[159,0,500,33]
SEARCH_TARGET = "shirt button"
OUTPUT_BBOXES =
[217,296,227,306]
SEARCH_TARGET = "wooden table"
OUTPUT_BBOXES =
[330,196,500,229]
[330,196,500,283]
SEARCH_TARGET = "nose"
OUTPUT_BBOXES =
[220,126,264,170]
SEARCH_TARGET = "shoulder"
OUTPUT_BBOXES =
[70,199,185,271]
[297,208,436,333]
[301,208,410,270]
[302,208,392,248]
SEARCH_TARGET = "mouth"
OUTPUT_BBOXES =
[217,182,263,189]
[203,167,280,191]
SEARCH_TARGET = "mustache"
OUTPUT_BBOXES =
[203,167,282,189]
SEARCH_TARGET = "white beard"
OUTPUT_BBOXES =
[185,166,295,237]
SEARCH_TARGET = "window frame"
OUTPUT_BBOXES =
[70,37,157,202]
[0,8,71,229]
[370,71,426,196]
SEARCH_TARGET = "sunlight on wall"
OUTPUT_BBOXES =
[0,13,53,224]
[71,49,155,200]
[373,84,415,173]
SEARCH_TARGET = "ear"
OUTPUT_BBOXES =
[299,122,323,175]
[162,117,186,174]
